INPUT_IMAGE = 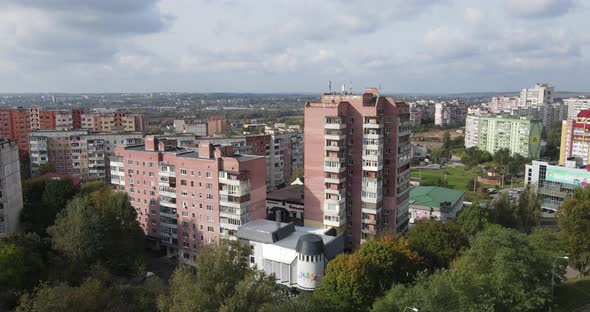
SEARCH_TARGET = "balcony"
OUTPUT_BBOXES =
[324,159,345,173]
[361,227,377,235]
[219,175,248,187]
[159,186,176,198]
[362,163,383,172]
[363,133,383,140]
[219,186,250,197]
[325,118,346,130]
[361,202,382,215]
[323,214,346,227]
[219,199,248,209]
[325,133,347,141]
[363,122,383,129]
[362,218,377,225]
[325,144,345,152]
[324,175,346,185]
[160,207,177,218]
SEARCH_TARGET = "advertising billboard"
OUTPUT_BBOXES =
[546,166,590,187]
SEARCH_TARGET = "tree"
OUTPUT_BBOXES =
[557,186,590,276]
[456,203,490,235]
[48,186,144,278]
[515,185,541,233]
[21,178,78,236]
[493,148,511,176]
[442,131,451,150]
[490,193,518,229]
[16,276,164,312]
[159,240,283,312]
[408,220,469,270]
[37,163,56,175]
[319,235,421,311]
[375,226,555,312]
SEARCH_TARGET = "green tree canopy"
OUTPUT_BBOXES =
[21,177,78,236]
[319,235,421,311]
[48,185,144,278]
[456,203,490,235]
[557,186,590,276]
[159,240,284,312]
[408,220,469,270]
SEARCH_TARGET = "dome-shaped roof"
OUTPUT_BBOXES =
[296,234,325,256]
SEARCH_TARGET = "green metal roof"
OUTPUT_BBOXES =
[410,186,465,208]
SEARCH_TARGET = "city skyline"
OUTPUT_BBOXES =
[0,0,589,93]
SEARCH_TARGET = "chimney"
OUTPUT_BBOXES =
[198,141,214,159]
[145,136,157,151]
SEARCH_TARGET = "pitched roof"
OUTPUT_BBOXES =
[410,186,464,208]
[578,110,590,118]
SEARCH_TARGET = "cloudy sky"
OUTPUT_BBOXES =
[0,0,588,93]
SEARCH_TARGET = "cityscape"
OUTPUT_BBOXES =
[1,1,590,312]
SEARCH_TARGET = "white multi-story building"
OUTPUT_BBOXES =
[519,83,554,107]
[489,96,519,113]
[434,101,467,126]
[565,98,590,120]
[0,140,23,236]
[464,108,491,148]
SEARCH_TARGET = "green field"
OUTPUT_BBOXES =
[410,166,493,192]
[554,276,590,312]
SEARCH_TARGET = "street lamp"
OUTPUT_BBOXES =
[404,308,419,312]
[550,256,569,312]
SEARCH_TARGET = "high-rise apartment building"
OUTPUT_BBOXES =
[434,101,467,126]
[519,83,554,107]
[565,97,590,120]
[559,110,590,165]
[0,140,23,237]
[477,116,542,158]
[29,130,143,179]
[304,88,412,249]
[110,136,266,264]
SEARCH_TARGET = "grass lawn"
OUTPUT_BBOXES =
[554,276,590,312]
[411,166,488,192]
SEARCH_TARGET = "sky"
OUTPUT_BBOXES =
[0,0,589,94]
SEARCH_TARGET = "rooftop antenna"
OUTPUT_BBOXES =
[328,80,332,94]
[342,83,346,95]
[349,81,352,94]
[378,83,382,92]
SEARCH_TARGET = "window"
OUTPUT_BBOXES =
[181,180,187,186]
[206,194,213,200]
[128,160,133,164]
[207,226,214,232]
[206,171,212,178]
[182,211,188,216]
[206,205,213,211]
[181,190,188,196]
[207,215,213,222]
[181,169,187,175]
[206,183,213,189]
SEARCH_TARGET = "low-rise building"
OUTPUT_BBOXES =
[0,140,23,236]
[237,219,344,291]
[409,186,464,223]
[266,184,304,226]
[525,158,587,211]
[411,144,427,161]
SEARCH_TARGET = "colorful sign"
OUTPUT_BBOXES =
[298,272,321,282]
[546,167,590,187]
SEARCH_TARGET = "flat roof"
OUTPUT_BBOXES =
[410,186,464,208]
[267,184,304,205]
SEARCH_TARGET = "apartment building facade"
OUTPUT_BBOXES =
[304,88,412,250]
[559,110,590,165]
[1,107,144,155]
[565,97,590,119]
[434,101,467,126]
[29,130,143,179]
[110,136,266,264]
[477,117,542,158]
[0,140,23,237]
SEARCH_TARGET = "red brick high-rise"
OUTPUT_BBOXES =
[304,88,412,250]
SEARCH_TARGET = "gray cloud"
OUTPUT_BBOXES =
[505,0,576,18]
